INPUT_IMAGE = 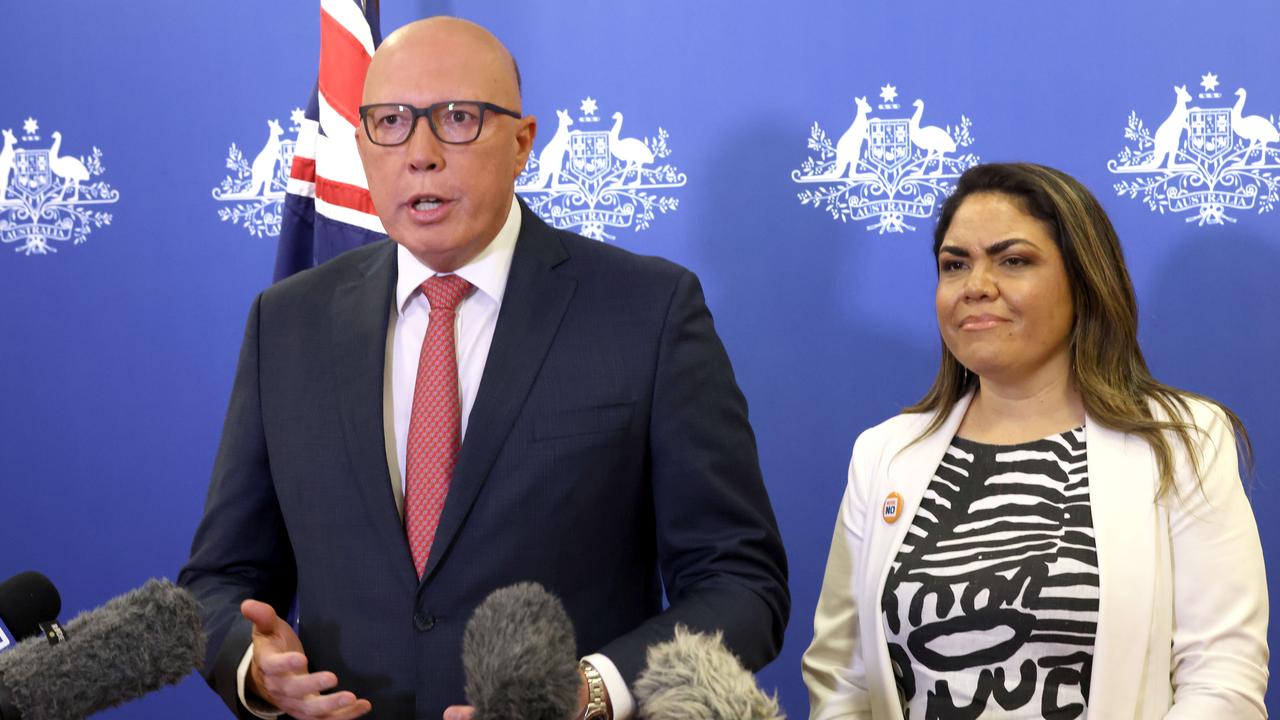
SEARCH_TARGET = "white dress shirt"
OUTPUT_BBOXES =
[239,197,635,719]
[390,198,518,486]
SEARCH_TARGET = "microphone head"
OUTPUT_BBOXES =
[0,571,61,642]
[463,582,580,720]
[634,625,785,720]
[0,578,204,720]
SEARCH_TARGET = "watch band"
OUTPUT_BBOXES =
[579,660,610,720]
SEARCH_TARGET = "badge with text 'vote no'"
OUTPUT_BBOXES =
[882,492,903,524]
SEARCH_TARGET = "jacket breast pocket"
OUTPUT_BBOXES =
[533,402,634,441]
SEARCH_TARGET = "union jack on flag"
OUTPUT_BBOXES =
[275,0,385,280]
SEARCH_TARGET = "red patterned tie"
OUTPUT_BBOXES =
[405,274,473,578]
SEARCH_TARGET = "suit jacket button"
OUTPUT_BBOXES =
[414,612,436,631]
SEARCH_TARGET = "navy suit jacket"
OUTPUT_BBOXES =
[179,202,789,719]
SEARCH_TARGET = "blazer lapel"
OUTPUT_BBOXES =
[420,205,576,582]
[1084,418,1156,711]
[880,394,973,550]
[863,394,972,717]
[330,242,419,592]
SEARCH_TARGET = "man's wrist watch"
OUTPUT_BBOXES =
[579,660,611,720]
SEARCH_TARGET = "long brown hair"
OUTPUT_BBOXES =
[905,162,1251,497]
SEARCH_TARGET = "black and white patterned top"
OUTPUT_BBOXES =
[881,427,1098,719]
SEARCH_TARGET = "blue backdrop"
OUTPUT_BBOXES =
[2,2,1277,717]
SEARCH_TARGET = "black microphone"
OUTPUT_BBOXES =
[633,625,785,720]
[0,579,204,720]
[0,572,61,651]
[462,582,580,720]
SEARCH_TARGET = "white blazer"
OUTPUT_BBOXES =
[803,393,1269,719]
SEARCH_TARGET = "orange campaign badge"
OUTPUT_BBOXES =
[882,492,904,524]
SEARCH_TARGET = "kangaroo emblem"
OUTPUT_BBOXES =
[534,109,573,188]
[245,119,284,197]
[0,129,16,201]
[828,97,872,179]
[1145,85,1192,169]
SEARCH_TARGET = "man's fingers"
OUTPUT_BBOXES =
[321,698,373,720]
[262,669,337,699]
[255,650,310,676]
[240,599,281,634]
[277,692,371,720]
[442,705,476,720]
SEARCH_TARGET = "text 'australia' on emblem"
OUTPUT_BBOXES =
[516,97,687,241]
[792,84,979,234]
[211,110,301,238]
[1108,73,1280,226]
[0,117,119,256]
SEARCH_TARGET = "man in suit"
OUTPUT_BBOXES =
[179,16,788,720]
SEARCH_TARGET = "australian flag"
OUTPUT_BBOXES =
[275,0,385,281]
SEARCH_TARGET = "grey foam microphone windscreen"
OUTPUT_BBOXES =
[462,582,580,720]
[634,625,785,720]
[0,578,204,720]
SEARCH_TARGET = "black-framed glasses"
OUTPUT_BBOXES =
[358,101,522,146]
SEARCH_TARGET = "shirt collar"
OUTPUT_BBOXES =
[395,196,522,314]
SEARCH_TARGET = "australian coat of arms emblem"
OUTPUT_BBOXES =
[1108,74,1279,225]
[792,84,979,234]
[212,111,301,238]
[0,118,119,255]
[516,98,687,241]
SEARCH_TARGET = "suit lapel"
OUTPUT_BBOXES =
[1084,417,1156,711]
[420,206,576,582]
[330,242,419,592]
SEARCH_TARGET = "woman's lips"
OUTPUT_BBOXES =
[959,314,1008,330]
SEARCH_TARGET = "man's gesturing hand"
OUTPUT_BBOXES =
[241,599,373,720]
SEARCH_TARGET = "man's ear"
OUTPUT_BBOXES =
[513,115,538,177]
[355,126,368,164]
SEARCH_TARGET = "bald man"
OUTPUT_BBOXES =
[180,17,788,720]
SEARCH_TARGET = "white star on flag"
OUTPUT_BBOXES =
[879,84,898,103]
[22,117,38,135]
[580,97,598,116]
[1200,73,1219,92]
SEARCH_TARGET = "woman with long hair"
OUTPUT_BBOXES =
[803,163,1268,718]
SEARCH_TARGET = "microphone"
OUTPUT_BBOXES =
[462,582,580,720]
[0,573,62,652]
[634,625,785,720]
[0,579,204,720]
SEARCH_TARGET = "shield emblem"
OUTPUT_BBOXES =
[278,139,296,169]
[1186,108,1232,162]
[867,119,911,169]
[275,139,297,190]
[568,131,612,182]
[13,149,52,196]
